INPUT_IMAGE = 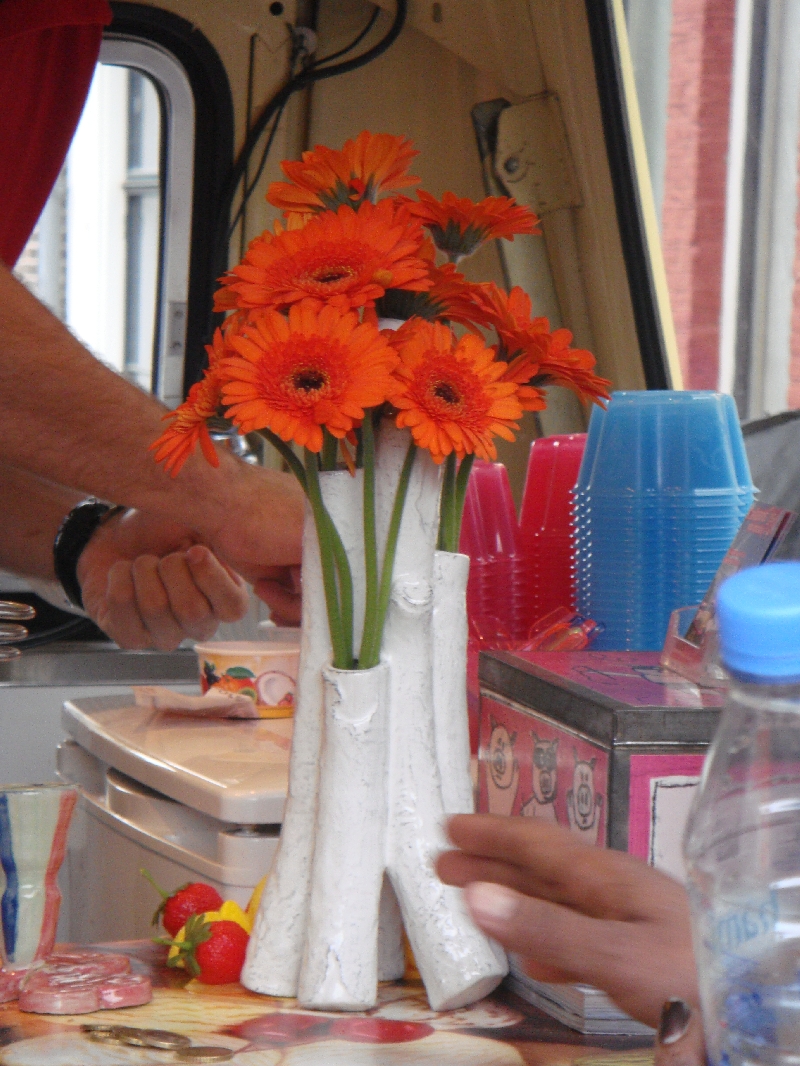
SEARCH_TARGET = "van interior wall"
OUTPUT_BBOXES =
[307,0,541,497]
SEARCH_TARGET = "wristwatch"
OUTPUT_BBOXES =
[53,498,126,609]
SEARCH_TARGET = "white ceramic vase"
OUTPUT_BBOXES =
[242,423,507,1011]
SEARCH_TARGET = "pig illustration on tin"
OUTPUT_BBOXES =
[566,749,603,844]
[485,718,520,817]
[520,734,559,823]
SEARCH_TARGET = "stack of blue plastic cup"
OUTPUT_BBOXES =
[573,391,755,651]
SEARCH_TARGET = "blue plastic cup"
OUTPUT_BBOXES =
[577,391,744,497]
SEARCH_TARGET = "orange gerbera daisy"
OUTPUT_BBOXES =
[483,286,610,408]
[388,320,522,463]
[267,131,420,220]
[405,190,539,261]
[151,370,224,476]
[215,199,430,315]
[472,283,550,353]
[374,238,494,330]
[219,301,400,452]
[532,329,612,406]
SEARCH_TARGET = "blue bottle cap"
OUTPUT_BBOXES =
[716,562,800,681]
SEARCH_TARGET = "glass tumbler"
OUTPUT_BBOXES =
[0,783,77,969]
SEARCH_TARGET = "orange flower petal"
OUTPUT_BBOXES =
[405,190,539,259]
[387,319,523,462]
[218,302,399,452]
[267,131,420,218]
[215,200,429,315]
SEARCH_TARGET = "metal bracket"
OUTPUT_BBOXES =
[494,93,582,216]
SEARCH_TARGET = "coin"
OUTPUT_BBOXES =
[121,1027,192,1049]
[81,1023,119,1033]
[88,1029,130,1045]
[175,1047,236,1063]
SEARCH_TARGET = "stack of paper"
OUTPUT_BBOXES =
[506,958,655,1036]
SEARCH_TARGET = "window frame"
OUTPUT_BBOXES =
[106,2,235,399]
[99,38,193,404]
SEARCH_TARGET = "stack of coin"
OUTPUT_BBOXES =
[175,1050,236,1063]
[81,1025,235,1061]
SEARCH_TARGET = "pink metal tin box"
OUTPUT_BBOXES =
[477,650,724,879]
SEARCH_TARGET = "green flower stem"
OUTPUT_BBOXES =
[321,428,338,472]
[438,452,458,552]
[360,440,417,669]
[326,504,355,667]
[304,449,351,669]
[360,412,378,665]
[255,429,307,492]
[452,452,475,552]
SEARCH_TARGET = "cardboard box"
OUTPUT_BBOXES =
[477,650,724,881]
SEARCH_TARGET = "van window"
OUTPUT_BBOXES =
[15,37,194,408]
[625,0,800,420]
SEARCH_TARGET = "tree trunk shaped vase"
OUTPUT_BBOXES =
[241,423,507,1011]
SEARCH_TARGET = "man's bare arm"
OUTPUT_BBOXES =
[0,261,305,588]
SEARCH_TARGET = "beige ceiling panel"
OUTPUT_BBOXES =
[372,0,545,99]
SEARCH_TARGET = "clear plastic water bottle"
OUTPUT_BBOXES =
[684,562,800,1066]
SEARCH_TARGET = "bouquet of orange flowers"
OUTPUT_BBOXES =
[152,131,610,671]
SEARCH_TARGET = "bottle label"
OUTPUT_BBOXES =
[709,889,779,956]
[694,889,799,1065]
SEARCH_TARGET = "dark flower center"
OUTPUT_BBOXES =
[293,369,327,392]
[312,268,353,285]
[433,381,460,405]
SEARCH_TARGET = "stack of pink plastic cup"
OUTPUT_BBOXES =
[516,434,586,634]
[459,460,527,643]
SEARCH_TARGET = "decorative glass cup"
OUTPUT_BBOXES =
[0,783,77,970]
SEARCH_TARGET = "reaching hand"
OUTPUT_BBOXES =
[436,814,699,1028]
[193,466,305,583]
[253,566,302,626]
[76,509,251,650]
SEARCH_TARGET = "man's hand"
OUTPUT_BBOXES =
[254,566,302,626]
[436,814,699,1028]
[77,509,253,650]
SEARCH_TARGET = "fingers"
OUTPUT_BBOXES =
[254,565,302,625]
[655,1000,707,1066]
[97,561,151,649]
[183,545,250,622]
[462,882,697,1028]
[88,548,249,650]
[445,814,683,922]
[437,847,538,899]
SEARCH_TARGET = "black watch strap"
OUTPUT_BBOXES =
[53,499,126,609]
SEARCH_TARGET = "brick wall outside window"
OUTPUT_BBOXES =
[787,134,800,408]
[662,0,735,391]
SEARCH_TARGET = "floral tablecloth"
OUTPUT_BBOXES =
[0,942,653,1066]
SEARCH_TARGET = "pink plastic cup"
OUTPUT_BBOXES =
[519,434,586,540]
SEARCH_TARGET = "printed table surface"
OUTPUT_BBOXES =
[0,942,655,1065]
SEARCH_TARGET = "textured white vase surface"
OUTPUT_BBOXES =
[242,423,507,1011]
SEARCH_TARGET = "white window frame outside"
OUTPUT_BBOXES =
[100,36,195,408]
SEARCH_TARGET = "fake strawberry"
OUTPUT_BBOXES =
[162,903,251,984]
[141,868,223,937]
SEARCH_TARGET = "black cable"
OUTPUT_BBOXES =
[227,99,288,242]
[211,0,407,285]
[14,616,100,649]
[313,5,380,67]
[228,5,384,239]
[239,32,259,259]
